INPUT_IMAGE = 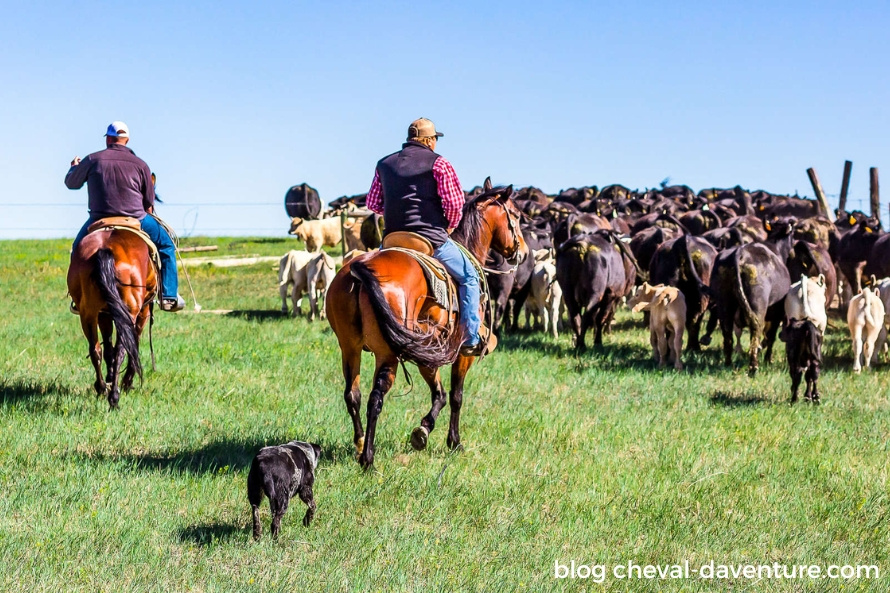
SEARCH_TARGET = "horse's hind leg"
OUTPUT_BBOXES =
[81,317,106,397]
[410,365,447,451]
[447,355,475,450]
[98,314,114,385]
[106,337,126,409]
[341,345,364,454]
[123,303,150,391]
[358,358,397,470]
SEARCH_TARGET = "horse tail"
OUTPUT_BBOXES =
[350,260,459,368]
[91,248,143,381]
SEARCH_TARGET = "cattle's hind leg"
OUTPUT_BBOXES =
[411,365,447,451]
[747,323,763,378]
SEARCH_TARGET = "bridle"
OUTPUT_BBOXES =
[479,197,524,273]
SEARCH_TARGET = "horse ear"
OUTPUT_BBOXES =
[483,177,492,191]
[500,185,514,200]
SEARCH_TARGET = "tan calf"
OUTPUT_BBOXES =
[288,217,342,252]
[627,282,687,370]
[847,285,885,373]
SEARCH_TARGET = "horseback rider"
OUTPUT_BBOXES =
[366,118,484,355]
[66,121,184,312]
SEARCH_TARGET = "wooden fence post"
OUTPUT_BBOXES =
[807,168,833,220]
[340,211,347,258]
[839,160,852,213]
[870,167,880,218]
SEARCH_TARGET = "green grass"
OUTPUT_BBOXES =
[1,237,888,592]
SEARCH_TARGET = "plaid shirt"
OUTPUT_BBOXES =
[366,156,465,228]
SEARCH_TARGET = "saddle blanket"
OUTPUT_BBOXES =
[381,247,456,312]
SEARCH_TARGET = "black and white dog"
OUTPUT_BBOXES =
[247,440,321,540]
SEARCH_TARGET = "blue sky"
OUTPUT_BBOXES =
[1,1,888,238]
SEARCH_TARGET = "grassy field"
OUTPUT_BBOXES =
[1,236,888,592]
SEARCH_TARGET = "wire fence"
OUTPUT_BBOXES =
[2,195,887,238]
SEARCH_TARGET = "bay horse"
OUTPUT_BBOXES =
[326,181,529,469]
[67,229,157,409]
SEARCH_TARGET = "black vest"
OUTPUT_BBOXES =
[376,141,450,248]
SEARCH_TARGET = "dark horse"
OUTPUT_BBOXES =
[67,229,157,408]
[326,181,529,468]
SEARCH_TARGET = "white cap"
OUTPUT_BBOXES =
[104,121,129,138]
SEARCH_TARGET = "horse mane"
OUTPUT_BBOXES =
[451,189,507,250]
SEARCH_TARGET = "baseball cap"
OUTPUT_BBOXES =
[104,121,130,138]
[407,118,443,139]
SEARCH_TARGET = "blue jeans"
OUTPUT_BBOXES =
[433,238,481,344]
[73,215,179,299]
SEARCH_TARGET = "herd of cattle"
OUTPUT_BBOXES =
[282,182,890,403]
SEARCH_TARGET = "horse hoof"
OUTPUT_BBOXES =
[358,455,373,470]
[410,426,429,451]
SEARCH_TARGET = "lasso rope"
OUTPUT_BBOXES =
[150,213,202,312]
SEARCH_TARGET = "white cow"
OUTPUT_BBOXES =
[847,285,885,373]
[278,250,315,316]
[784,274,828,334]
[305,252,337,321]
[524,250,562,338]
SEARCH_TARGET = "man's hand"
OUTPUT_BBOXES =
[70,156,81,167]
[447,227,455,235]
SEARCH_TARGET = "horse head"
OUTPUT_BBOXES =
[469,182,528,266]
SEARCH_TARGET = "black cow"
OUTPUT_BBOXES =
[780,319,823,404]
[360,213,384,250]
[787,240,837,308]
[649,235,717,351]
[678,209,722,236]
[837,217,884,292]
[630,226,682,275]
[862,233,890,282]
[709,242,791,375]
[553,213,611,249]
[556,230,637,350]
[759,196,821,220]
[284,183,322,220]
[485,225,552,335]
[701,227,747,251]
[725,215,768,243]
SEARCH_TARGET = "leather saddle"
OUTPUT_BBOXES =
[381,232,455,312]
[87,216,162,272]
